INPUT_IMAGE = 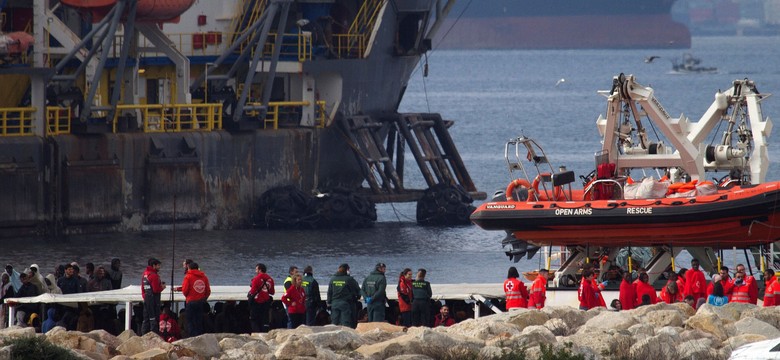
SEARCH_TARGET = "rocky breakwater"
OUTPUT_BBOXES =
[1,302,779,359]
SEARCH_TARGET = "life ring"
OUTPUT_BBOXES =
[505,178,532,201]
[531,173,563,201]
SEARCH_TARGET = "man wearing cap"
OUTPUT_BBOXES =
[327,263,360,327]
[529,269,549,309]
[141,258,166,335]
[362,263,387,322]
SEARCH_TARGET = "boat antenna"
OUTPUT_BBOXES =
[170,195,176,303]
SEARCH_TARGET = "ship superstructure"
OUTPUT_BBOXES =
[0,0,483,236]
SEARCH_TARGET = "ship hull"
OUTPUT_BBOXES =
[437,14,691,49]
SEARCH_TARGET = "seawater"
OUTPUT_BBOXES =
[3,36,780,288]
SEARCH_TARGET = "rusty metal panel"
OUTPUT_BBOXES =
[63,159,123,224]
[145,158,205,223]
[0,137,44,227]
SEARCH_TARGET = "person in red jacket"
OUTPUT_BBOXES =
[659,280,684,304]
[141,258,166,335]
[249,263,275,333]
[503,267,529,310]
[397,268,414,327]
[731,271,751,303]
[282,273,306,328]
[763,269,778,307]
[735,264,759,304]
[685,259,706,308]
[635,272,658,305]
[158,306,181,343]
[529,269,549,309]
[619,272,637,310]
[180,262,210,337]
[433,305,456,327]
[578,270,598,310]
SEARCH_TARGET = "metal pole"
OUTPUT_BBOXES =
[124,301,132,331]
[170,195,176,303]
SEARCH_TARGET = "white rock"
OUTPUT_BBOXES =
[241,340,271,355]
[274,334,317,360]
[0,326,36,339]
[725,333,768,352]
[566,329,632,359]
[578,311,638,333]
[733,317,780,338]
[385,355,434,360]
[629,333,677,359]
[305,328,364,351]
[678,338,720,360]
[642,309,685,328]
[684,313,729,341]
[219,337,247,351]
[656,326,682,341]
[541,307,583,328]
[441,317,520,341]
[543,318,569,336]
[740,307,780,329]
[627,323,654,337]
[359,328,405,345]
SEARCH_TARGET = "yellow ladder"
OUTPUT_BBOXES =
[230,0,268,48]
[345,0,385,54]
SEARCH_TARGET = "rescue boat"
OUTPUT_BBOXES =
[471,75,778,250]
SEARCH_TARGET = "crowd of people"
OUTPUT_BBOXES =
[502,259,780,312]
[5,257,778,340]
[1,260,467,340]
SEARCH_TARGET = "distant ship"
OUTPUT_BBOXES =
[437,0,692,49]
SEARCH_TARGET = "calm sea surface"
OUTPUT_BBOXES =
[3,36,780,288]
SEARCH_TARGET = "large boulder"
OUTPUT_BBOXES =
[725,333,768,352]
[698,303,756,324]
[566,329,632,359]
[305,328,365,351]
[642,309,685,328]
[116,332,172,356]
[86,330,122,351]
[684,312,729,341]
[578,311,638,333]
[128,348,168,360]
[385,355,434,360]
[630,302,681,317]
[732,317,780,338]
[677,338,720,360]
[441,318,520,341]
[629,333,678,359]
[116,330,137,344]
[542,318,569,336]
[506,309,551,330]
[627,323,654,338]
[360,328,406,345]
[274,334,317,360]
[541,307,584,329]
[356,322,406,334]
[356,328,482,359]
[47,330,110,357]
[0,326,36,340]
[173,334,222,359]
[655,326,682,341]
[740,306,780,329]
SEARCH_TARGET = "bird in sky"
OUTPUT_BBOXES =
[644,56,661,63]
[555,78,566,87]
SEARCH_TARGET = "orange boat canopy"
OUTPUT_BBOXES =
[61,0,196,23]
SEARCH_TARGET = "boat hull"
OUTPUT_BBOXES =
[436,14,691,49]
[471,183,780,247]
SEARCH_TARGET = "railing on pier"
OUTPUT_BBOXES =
[246,100,327,129]
[111,31,312,62]
[113,103,223,133]
[46,106,71,135]
[0,107,35,136]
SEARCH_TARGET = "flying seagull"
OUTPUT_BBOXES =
[644,56,661,63]
[555,78,566,87]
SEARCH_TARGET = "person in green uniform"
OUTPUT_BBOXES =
[327,263,360,327]
[411,268,432,327]
[301,265,321,326]
[362,263,387,322]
